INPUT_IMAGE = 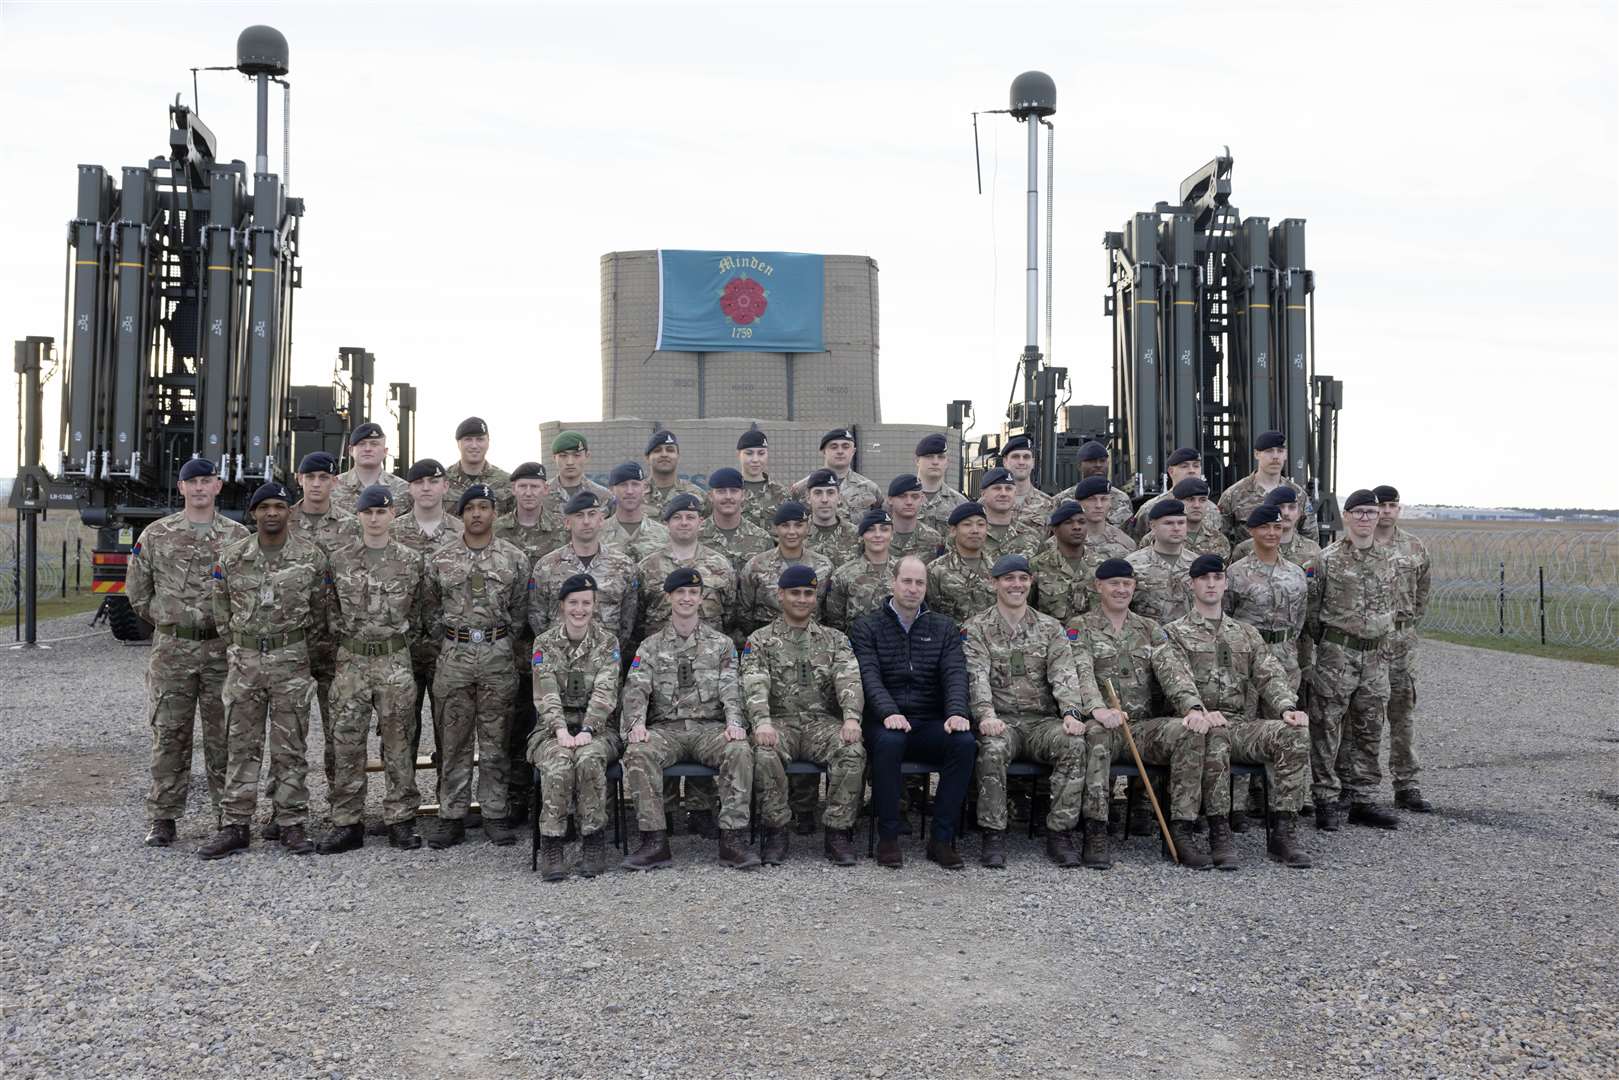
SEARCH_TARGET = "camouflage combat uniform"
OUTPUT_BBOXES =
[743,617,866,830]
[807,518,861,570]
[982,518,1043,561]
[445,462,515,516]
[527,621,623,838]
[390,511,464,765]
[737,548,834,633]
[529,544,640,645]
[636,545,738,641]
[1218,473,1318,546]
[788,469,882,518]
[1029,539,1102,624]
[1307,539,1396,804]
[1057,480,1134,530]
[1223,553,1310,699]
[739,477,790,532]
[545,477,613,520]
[822,554,895,633]
[1142,518,1230,559]
[1013,486,1056,528]
[495,510,566,567]
[288,502,356,793]
[212,532,332,829]
[643,477,706,519]
[127,511,248,822]
[926,550,996,625]
[332,469,412,516]
[600,515,670,566]
[888,519,946,565]
[1083,522,1137,561]
[1381,527,1430,795]
[919,484,969,531]
[1133,492,1226,541]
[963,605,1089,832]
[1125,546,1196,625]
[701,516,775,577]
[494,507,568,814]
[1233,531,1322,568]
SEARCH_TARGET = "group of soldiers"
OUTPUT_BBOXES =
[130,416,1431,875]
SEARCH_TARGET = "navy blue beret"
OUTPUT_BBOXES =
[406,459,445,482]
[820,428,855,450]
[1148,498,1186,521]
[645,430,678,455]
[806,468,838,491]
[915,433,947,457]
[1254,430,1286,451]
[1078,440,1108,462]
[1073,476,1110,501]
[1263,485,1298,506]
[661,493,703,521]
[1245,505,1281,529]
[708,467,743,490]
[297,451,337,475]
[247,482,290,511]
[1166,447,1199,468]
[1189,553,1226,578]
[948,501,986,526]
[178,458,216,481]
[356,484,394,512]
[778,564,818,590]
[991,554,1031,577]
[564,491,602,515]
[773,501,807,525]
[349,422,384,445]
[1049,499,1083,527]
[979,467,1014,489]
[455,417,488,440]
[858,509,892,535]
[558,573,597,600]
[1172,477,1210,499]
[663,567,702,593]
[1002,434,1033,456]
[1374,485,1400,504]
[1343,489,1377,512]
[737,429,768,451]
[511,461,546,483]
[457,484,497,513]
[887,473,922,497]
[609,462,645,487]
[1095,558,1134,581]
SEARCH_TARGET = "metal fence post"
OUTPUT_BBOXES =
[1538,565,1546,645]
[60,540,67,599]
[1498,561,1506,636]
[76,537,82,593]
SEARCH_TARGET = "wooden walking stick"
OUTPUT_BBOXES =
[1104,679,1179,864]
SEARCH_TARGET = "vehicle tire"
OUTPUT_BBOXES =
[103,595,153,642]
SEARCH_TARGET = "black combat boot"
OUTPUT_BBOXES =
[144,819,176,848]
[1395,788,1433,813]
[197,824,249,860]
[794,812,818,836]
[824,827,856,866]
[760,826,789,866]
[538,836,567,881]
[1045,828,1080,869]
[387,821,422,850]
[1267,812,1312,868]
[1169,820,1211,869]
[428,817,466,850]
[621,829,672,871]
[717,828,761,870]
[1314,803,1341,832]
[1228,810,1250,834]
[1207,815,1239,871]
[316,823,364,855]
[260,820,281,842]
[686,809,719,840]
[365,818,389,837]
[980,828,1007,869]
[1081,819,1112,870]
[280,824,315,855]
[1348,802,1400,830]
[483,817,517,846]
[579,830,607,878]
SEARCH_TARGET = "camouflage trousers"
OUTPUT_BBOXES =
[219,646,315,827]
[1083,717,1210,822]
[1233,640,1303,814]
[330,648,419,826]
[529,731,623,837]
[145,635,230,821]
[754,716,867,830]
[975,718,1089,832]
[1385,627,1420,791]
[1205,718,1310,814]
[625,723,754,833]
[1309,638,1390,804]
[432,644,517,821]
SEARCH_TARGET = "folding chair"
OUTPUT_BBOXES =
[530,760,627,871]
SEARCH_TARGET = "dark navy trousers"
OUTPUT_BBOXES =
[867,721,976,843]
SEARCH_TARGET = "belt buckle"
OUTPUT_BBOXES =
[470,628,486,644]
[257,636,273,653]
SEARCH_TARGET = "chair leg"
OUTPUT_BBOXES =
[866,762,876,857]
[530,766,542,872]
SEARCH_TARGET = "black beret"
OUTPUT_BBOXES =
[1049,499,1082,527]
[1263,485,1298,506]
[406,459,446,483]
[349,422,385,445]
[609,462,645,487]
[1148,498,1186,521]
[645,430,678,454]
[773,501,807,525]
[708,467,743,490]
[778,564,818,590]
[1166,447,1199,468]
[820,428,856,449]
[737,429,768,451]
[979,467,1014,489]
[247,482,290,511]
[1095,558,1134,581]
[297,451,337,475]
[1246,505,1281,529]
[558,573,597,600]
[663,567,702,593]
[948,501,986,526]
[887,474,922,497]
[563,491,602,515]
[1343,489,1377,512]
[1002,434,1033,456]
[356,484,394,512]
[1254,430,1286,451]
[456,416,489,440]
[858,509,892,535]
[178,458,216,481]
[1078,440,1108,462]
[990,554,1031,577]
[1374,485,1400,504]
[1172,477,1210,499]
[1189,553,1226,578]
[1073,476,1110,501]
[661,493,703,521]
[456,484,497,513]
[805,468,839,491]
[915,433,947,457]
[511,461,546,483]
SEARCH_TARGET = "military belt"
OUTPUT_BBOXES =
[445,625,509,644]
[1321,627,1382,652]
[1258,628,1298,644]
[232,629,307,653]
[340,635,409,657]
[157,623,220,642]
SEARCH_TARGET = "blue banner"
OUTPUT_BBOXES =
[656,250,825,353]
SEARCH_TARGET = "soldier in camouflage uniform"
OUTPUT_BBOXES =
[641,430,706,518]
[528,491,639,645]
[738,502,833,634]
[528,573,623,880]
[1127,499,1197,624]
[735,429,789,531]
[1029,500,1101,624]
[636,493,738,641]
[804,468,861,569]
[1069,558,1216,870]
[287,451,355,802]
[978,468,1044,560]
[1231,485,1321,566]
[1000,434,1055,526]
[823,509,897,633]
[391,459,465,783]
[128,458,248,846]
[1070,477,1136,559]
[444,416,515,516]
[320,485,428,853]
[786,428,881,517]
[914,433,968,531]
[701,467,775,574]
[422,484,532,848]
[1057,441,1133,530]
[620,568,760,871]
[744,564,866,866]
[545,430,613,520]
[601,461,671,565]
[1163,554,1315,868]
[927,502,997,625]
[1142,478,1229,558]
[331,421,413,516]
[198,483,332,859]
[1374,485,1434,813]
[885,474,946,564]
[1217,430,1319,546]
[1307,489,1399,831]
[1131,447,1218,540]
[964,554,1091,868]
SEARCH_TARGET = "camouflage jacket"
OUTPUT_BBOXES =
[1029,537,1102,624]
[211,532,332,644]
[1133,491,1226,541]
[1013,486,1056,528]
[1125,546,1196,625]
[532,621,622,736]
[621,622,743,732]
[1163,611,1297,720]
[1084,522,1138,561]
[389,510,465,559]
[636,544,738,640]
[1223,553,1309,636]
[738,548,833,633]
[327,537,428,646]
[926,550,996,626]
[599,515,670,566]
[331,469,413,516]
[982,518,1044,561]
[288,502,357,553]
[1138,517,1230,559]
[788,469,882,517]
[740,617,863,728]
[1308,538,1396,641]
[807,518,861,570]
[1065,608,1197,719]
[422,536,531,655]
[1218,472,1318,545]
[701,516,775,576]
[962,605,1085,727]
[1232,531,1322,569]
[823,554,895,633]
[494,510,566,574]
[1382,526,1432,624]
[445,461,515,516]
[642,477,706,518]
[919,484,969,530]
[739,477,790,532]
[889,519,946,564]
[127,511,249,629]
[1057,481,1134,529]
[529,543,640,645]
[545,478,613,521]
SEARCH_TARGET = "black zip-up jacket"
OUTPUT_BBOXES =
[849,598,969,725]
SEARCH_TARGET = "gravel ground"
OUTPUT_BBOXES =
[1,616,1615,1079]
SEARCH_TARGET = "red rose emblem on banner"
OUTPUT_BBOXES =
[720,275,768,325]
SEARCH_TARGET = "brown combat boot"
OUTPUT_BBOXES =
[824,827,856,866]
[1081,819,1112,870]
[759,826,789,866]
[280,824,315,855]
[621,829,672,871]
[144,819,176,848]
[1045,828,1081,868]
[925,839,964,870]
[1267,811,1313,868]
[197,824,249,861]
[875,836,903,868]
[1169,820,1211,869]
[717,828,761,870]
[980,828,1007,868]
[579,830,607,878]
[1207,815,1239,871]
[538,835,567,881]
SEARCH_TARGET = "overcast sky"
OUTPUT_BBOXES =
[2,1,1615,508]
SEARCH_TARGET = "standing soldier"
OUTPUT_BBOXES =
[1232,486,1321,567]
[978,468,1043,560]
[641,430,705,518]
[1058,441,1133,530]
[1127,499,1196,624]
[332,421,413,516]
[1374,484,1432,813]
[528,574,623,880]
[1000,435,1055,526]
[1131,448,1223,539]
[1308,489,1399,831]
[444,417,514,516]
[1217,430,1318,546]
[1029,500,1101,624]
[1162,554,1315,869]
[927,502,997,625]
[885,474,946,564]
[964,555,1090,868]
[735,429,788,531]
[422,484,531,849]
[197,483,332,859]
[391,459,464,780]
[804,468,861,569]
[320,485,428,853]
[128,458,248,847]
[745,565,867,866]
[788,428,881,517]
[701,467,774,575]
[738,502,833,633]
[620,569,759,871]
[636,493,738,641]
[601,462,671,564]
[495,461,565,565]
[1143,478,1229,558]
[529,492,640,645]
[288,450,355,806]
[545,430,612,519]
[1071,477,1136,559]
[915,433,967,530]
[823,509,897,633]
